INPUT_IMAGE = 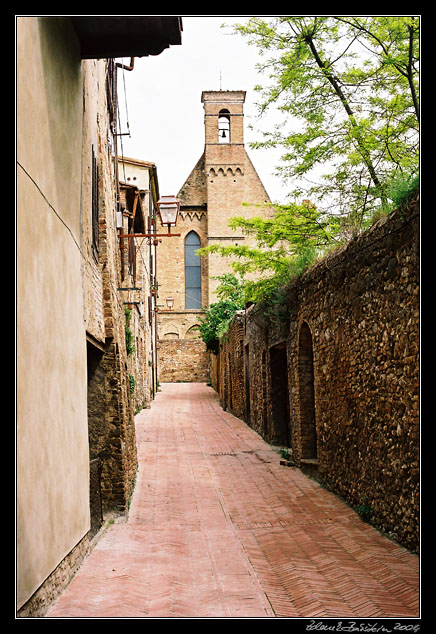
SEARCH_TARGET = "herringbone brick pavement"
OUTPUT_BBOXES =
[46,383,419,618]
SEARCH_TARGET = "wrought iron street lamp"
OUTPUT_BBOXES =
[157,196,180,233]
[118,195,180,244]
[118,195,181,310]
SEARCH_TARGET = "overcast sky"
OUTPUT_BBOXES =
[117,15,289,204]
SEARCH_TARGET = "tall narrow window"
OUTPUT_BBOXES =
[185,231,201,309]
[218,109,230,143]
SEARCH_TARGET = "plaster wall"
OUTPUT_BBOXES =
[17,17,90,608]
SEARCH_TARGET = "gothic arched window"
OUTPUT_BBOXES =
[185,231,202,309]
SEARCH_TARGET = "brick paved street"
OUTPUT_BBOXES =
[46,383,419,619]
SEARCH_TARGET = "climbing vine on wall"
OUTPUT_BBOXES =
[124,307,135,356]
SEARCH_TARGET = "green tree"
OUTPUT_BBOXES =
[196,274,245,354]
[198,200,335,308]
[233,16,419,233]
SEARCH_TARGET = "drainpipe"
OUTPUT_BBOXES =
[114,57,135,278]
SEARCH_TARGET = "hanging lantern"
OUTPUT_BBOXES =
[157,196,180,232]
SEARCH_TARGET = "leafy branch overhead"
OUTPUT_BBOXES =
[232,16,419,227]
[198,199,337,301]
[196,17,419,352]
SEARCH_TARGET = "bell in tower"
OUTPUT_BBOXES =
[201,91,245,146]
[218,109,230,143]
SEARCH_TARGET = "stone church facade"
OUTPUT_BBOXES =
[157,90,273,382]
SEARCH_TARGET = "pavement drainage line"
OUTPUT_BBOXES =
[191,427,276,616]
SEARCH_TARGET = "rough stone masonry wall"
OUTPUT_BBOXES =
[219,312,246,420]
[158,339,210,383]
[213,195,419,552]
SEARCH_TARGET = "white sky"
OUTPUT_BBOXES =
[116,15,289,204]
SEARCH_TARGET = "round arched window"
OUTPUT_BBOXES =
[218,109,230,143]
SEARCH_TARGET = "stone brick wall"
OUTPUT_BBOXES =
[216,312,246,418]
[158,339,210,383]
[156,211,209,312]
[212,195,419,552]
[87,106,138,513]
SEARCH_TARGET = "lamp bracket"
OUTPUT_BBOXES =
[118,233,181,239]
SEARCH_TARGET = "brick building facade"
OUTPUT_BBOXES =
[157,90,273,382]
[117,157,161,411]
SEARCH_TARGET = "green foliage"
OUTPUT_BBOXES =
[245,246,318,321]
[124,307,135,356]
[196,274,245,354]
[129,373,135,395]
[355,497,374,522]
[386,172,419,212]
[231,16,419,231]
[279,447,292,461]
[198,201,333,315]
[213,272,246,304]
[196,18,419,347]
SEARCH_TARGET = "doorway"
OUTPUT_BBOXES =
[269,343,290,447]
[86,338,104,535]
[261,350,268,436]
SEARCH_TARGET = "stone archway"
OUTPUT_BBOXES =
[269,342,290,447]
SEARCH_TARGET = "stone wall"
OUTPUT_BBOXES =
[214,312,246,419]
[212,195,419,552]
[84,67,138,516]
[158,339,210,383]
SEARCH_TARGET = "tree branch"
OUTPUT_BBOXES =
[303,32,385,198]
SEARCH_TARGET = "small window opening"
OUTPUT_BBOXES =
[218,109,230,143]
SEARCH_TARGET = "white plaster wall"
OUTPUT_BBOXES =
[17,17,90,608]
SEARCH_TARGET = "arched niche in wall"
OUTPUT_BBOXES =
[185,325,201,339]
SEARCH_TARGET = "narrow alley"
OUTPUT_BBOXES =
[46,383,419,619]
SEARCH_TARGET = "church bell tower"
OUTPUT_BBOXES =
[156,90,272,382]
[201,90,271,300]
[202,89,245,146]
